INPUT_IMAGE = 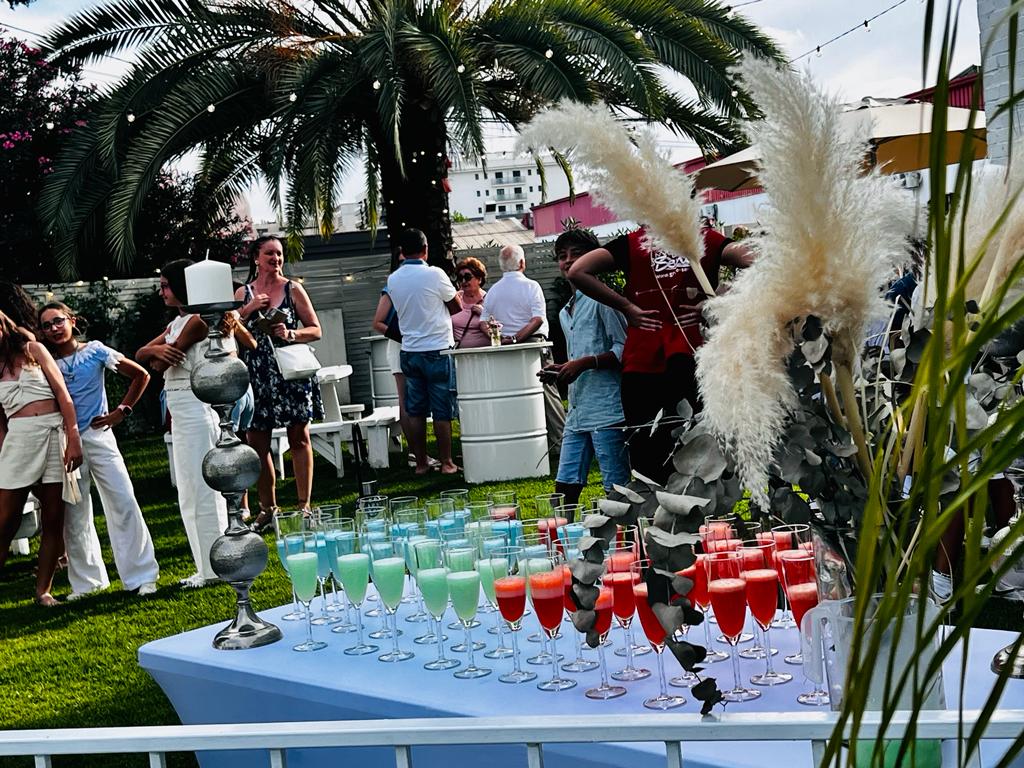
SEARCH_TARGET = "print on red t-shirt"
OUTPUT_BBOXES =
[605,228,731,374]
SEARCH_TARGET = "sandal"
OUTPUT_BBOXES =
[250,506,279,534]
[34,593,60,608]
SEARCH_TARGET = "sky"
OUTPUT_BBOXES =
[0,0,983,221]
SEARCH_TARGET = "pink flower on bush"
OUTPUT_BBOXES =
[2,141,15,149]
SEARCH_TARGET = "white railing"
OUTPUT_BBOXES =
[3,711,1023,768]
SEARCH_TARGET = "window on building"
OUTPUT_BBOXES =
[474,173,479,180]
[495,171,504,179]
[485,189,489,196]
[476,190,480,197]
[528,169,532,175]
[529,186,534,192]
[512,170,521,177]
[478,207,482,213]
[498,205,506,212]
[514,187,522,194]
[516,204,524,212]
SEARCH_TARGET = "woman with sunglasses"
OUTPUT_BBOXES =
[38,301,159,599]
[450,258,491,349]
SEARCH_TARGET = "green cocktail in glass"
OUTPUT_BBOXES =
[447,569,489,679]
[284,533,327,652]
[417,566,459,671]
[335,552,377,655]
[369,543,414,662]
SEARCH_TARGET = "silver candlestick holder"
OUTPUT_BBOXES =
[188,301,283,650]
[992,457,1024,677]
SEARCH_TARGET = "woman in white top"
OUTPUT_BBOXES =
[39,301,160,599]
[0,310,83,606]
[137,260,227,589]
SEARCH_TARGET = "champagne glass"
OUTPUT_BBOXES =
[358,500,390,610]
[739,540,792,686]
[771,523,811,630]
[410,538,446,645]
[708,550,760,702]
[677,554,727,663]
[780,549,829,705]
[426,497,457,539]
[521,532,557,660]
[478,536,514,658]
[414,540,459,670]
[444,542,486,651]
[445,547,490,678]
[395,508,428,612]
[336,549,378,655]
[325,519,357,633]
[369,539,414,662]
[306,515,341,626]
[273,510,305,621]
[608,540,652,677]
[631,560,686,709]
[493,545,537,683]
[440,488,469,516]
[487,490,518,521]
[535,493,565,547]
[284,533,327,652]
[584,586,627,699]
[389,495,419,515]
[560,551,598,673]
[610,527,652,658]
[529,553,576,691]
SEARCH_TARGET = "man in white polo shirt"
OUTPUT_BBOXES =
[386,229,462,475]
[482,244,566,453]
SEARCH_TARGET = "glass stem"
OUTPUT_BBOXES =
[390,611,402,656]
[763,625,777,675]
[330,577,339,605]
[656,648,668,697]
[511,626,523,672]
[434,617,448,662]
[292,586,300,612]
[729,640,742,690]
[624,622,635,670]
[549,633,560,681]
[303,601,314,645]
[464,625,477,670]
[319,579,328,617]
[598,638,610,688]
[702,610,714,649]
[575,629,585,661]
[355,605,366,646]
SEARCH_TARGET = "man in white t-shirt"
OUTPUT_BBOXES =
[386,229,462,474]
[481,244,566,453]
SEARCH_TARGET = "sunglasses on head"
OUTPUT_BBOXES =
[458,272,475,282]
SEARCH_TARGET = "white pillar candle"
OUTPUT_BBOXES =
[184,259,234,306]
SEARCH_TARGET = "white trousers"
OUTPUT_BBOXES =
[165,389,227,581]
[63,427,160,593]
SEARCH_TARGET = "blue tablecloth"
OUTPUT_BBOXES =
[138,588,1024,768]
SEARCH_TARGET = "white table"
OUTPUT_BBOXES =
[443,342,552,483]
[138,592,1024,768]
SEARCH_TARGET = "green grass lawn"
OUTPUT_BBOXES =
[0,428,606,766]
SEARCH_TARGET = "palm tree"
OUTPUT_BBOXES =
[40,0,782,276]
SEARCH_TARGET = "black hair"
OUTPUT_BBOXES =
[554,228,600,255]
[161,259,194,305]
[398,228,428,258]
[244,235,284,283]
[0,281,38,332]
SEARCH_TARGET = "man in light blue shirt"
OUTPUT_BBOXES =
[540,230,630,508]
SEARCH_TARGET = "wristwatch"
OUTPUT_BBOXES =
[287,329,297,343]
[116,404,133,417]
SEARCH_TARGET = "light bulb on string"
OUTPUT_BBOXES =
[127,113,136,123]
[730,89,738,97]
[45,121,54,130]
[634,29,643,39]
[815,46,822,58]
[372,79,381,90]
[457,64,466,73]
[863,20,870,31]
[207,104,216,113]
[544,48,553,59]
[289,92,298,102]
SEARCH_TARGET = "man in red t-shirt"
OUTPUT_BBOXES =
[567,227,752,484]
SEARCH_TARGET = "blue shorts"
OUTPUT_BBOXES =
[555,425,630,489]
[400,350,454,421]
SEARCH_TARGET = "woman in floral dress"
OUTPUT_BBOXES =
[234,236,323,529]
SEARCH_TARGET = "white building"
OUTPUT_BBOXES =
[447,151,572,222]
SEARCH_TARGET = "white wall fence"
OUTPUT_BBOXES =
[1,711,1020,768]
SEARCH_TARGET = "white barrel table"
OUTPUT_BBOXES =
[361,335,399,409]
[444,342,551,483]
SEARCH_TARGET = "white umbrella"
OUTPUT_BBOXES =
[694,102,987,191]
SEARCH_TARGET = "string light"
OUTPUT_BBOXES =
[634,29,643,39]
[790,0,908,63]
[372,80,381,90]
[457,64,466,73]
[206,104,216,113]
[127,113,136,123]
[343,273,355,282]
[45,121,54,130]
[544,49,553,58]
[289,92,298,102]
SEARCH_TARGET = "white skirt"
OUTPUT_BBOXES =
[0,412,80,501]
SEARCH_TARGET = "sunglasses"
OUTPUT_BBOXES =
[40,316,69,331]
[458,272,475,282]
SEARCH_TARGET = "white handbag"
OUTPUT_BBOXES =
[274,343,321,381]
